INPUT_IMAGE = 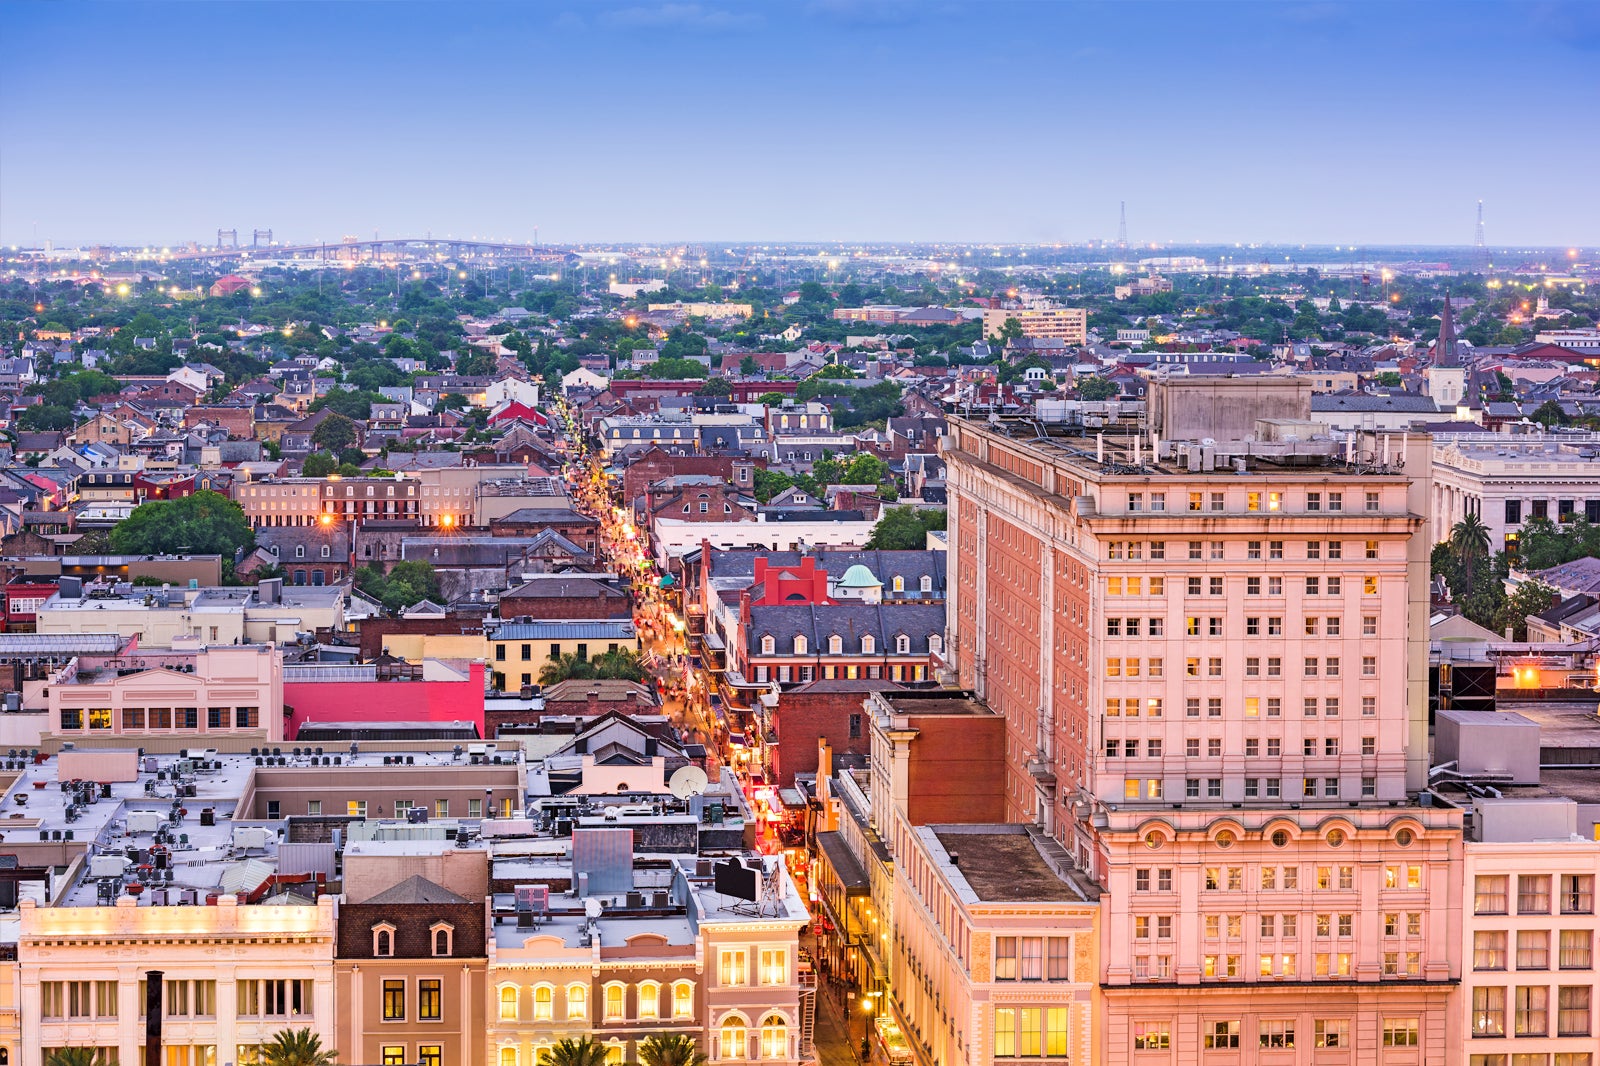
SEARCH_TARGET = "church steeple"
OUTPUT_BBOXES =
[1435,290,1459,368]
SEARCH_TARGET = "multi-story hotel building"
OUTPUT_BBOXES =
[942,376,1465,1061]
[980,307,1088,345]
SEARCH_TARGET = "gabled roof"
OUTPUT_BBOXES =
[357,874,471,906]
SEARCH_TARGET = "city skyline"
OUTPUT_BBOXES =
[3,0,1598,248]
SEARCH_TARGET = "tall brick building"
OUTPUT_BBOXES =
[941,377,1465,1062]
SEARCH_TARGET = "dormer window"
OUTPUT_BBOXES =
[828,634,843,655]
[929,634,943,656]
[861,635,875,655]
[760,635,775,655]
[893,575,904,592]
[920,575,932,593]
[793,635,807,655]
[431,922,454,956]
[373,923,396,957]
[295,545,305,559]
[896,634,911,655]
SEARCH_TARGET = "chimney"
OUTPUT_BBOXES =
[817,737,832,780]
[145,970,164,1066]
[587,690,600,716]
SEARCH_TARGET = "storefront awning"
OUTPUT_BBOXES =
[816,831,871,895]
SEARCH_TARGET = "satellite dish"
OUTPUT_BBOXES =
[584,897,604,920]
[603,806,621,820]
[669,765,709,799]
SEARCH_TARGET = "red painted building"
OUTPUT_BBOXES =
[284,661,486,739]
[4,576,60,631]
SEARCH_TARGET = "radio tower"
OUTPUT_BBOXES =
[1117,201,1128,251]
[1475,200,1487,269]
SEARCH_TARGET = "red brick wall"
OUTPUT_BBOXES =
[358,617,486,659]
[497,592,629,621]
[984,511,1043,825]
[1052,545,1092,848]
[771,688,875,788]
[905,713,1006,826]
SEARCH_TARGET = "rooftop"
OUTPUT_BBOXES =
[929,826,1097,904]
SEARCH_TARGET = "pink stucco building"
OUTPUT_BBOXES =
[284,661,485,739]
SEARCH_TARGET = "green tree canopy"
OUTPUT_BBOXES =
[302,451,336,477]
[641,358,709,380]
[637,1033,709,1066]
[865,506,947,550]
[259,1029,338,1066]
[108,490,254,557]
[354,561,443,612]
[310,412,359,453]
[695,377,732,397]
[1076,376,1118,400]
[537,1038,609,1066]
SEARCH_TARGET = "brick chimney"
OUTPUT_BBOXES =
[586,689,601,716]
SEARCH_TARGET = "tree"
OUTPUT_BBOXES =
[1495,579,1560,642]
[109,490,254,557]
[865,506,947,550]
[457,349,497,376]
[258,1029,338,1066]
[1076,376,1118,400]
[302,451,336,478]
[641,358,708,380]
[1448,513,1492,592]
[44,1050,111,1066]
[537,1039,608,1066]
[990,316,1025,346]
[16,404,74,430]
[354,561,442,612]
[1532,399,1569,428]
[637,1033,709,1066]
[695,377,732,397]
[592,647,647,682]
[539,652,597,686]
[752,468,795,503]
[310,412,359,453]
[756,392,787,405]
[739,355,760,375]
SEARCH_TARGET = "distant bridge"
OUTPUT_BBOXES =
[139,238,563,263]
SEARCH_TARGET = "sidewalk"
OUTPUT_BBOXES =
[811,980,862,1066]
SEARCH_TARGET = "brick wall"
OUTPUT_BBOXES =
[497,590,630,621]
[772,687,880,788]
[336,901,486,958]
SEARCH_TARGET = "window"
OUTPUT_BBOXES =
[1203,1021,1240,1049]
[1474,986,1507,1036]
[604,984,624,1020]
[720,1016,748,1060]
[760,948,787,985]
[499,986,519,1021]
[1477,875,1509,914]
[383,980,405,1021]
[432,924,452,956]
[1132,1022,1170,1050]
[1559,986,1591,1036]
[761,1014,789,1059]
[418,980,441,1021]
[1520,930,1551,969]
[533,985,553,1021]
[1561,930,1593,969]
[566,983,587,1021]
[374,925,395,957]
[418,1048,440,1066]
[1521,874,1552,914]
[638,981,660,1020]
[720,948,748,986]
[1516,985,1549,1035]
[1382,1018,1419,1047]
[1477,931,1509,971]
[673,982,694,1019]
[1563,874,1595,913]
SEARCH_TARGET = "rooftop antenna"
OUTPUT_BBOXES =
[1475,200,1486,249]
[1475,200,1489,270]
[1116,201,1128,252]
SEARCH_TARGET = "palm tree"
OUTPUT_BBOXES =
[637,1033,709,1066]
[536,1037,609,1066]
[1449,512,1492,588]
[45,1050,107,1066]
[592,647,648,682]
[540,652,598,687]
[258,1029,338,1066]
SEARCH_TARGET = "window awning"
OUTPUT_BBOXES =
[815,831,870,895]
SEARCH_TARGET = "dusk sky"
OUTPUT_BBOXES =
[3,0,1597,248]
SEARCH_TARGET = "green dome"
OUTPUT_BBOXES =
[839,564,882,588]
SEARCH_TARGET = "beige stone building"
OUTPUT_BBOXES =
[981,307,1088,345]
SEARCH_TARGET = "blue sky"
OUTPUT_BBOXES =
[3,1,1596,247]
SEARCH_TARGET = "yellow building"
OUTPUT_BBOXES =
[488,620,640,691]
[981,307,1088,345]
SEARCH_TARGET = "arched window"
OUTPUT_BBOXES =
[928,634,943,657]
[896,634,911,655]
[566,983,587,1020]
[498,1047,517,1066]
[673,981,694,1019]
[604,982,625,1020]
[719,1015,748,1061]
[920,574,932,593]
[295,545,305,559]
[793,635,807,656]
[431,923,453,956]
[828,634,842,655]
[372,924,395,957]
[760,634,775,655]
[893,575,904,592]
[499,985,519,1021]
[761,1014,789,1059]
[321,544,331,558]
[532,985,553,1021]
[861,634,875,654]
[637,981,661,1020]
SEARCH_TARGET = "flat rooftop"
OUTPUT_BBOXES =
[1499,699,1600,749]
[930,826,1098,904]
[878,691,994,717]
